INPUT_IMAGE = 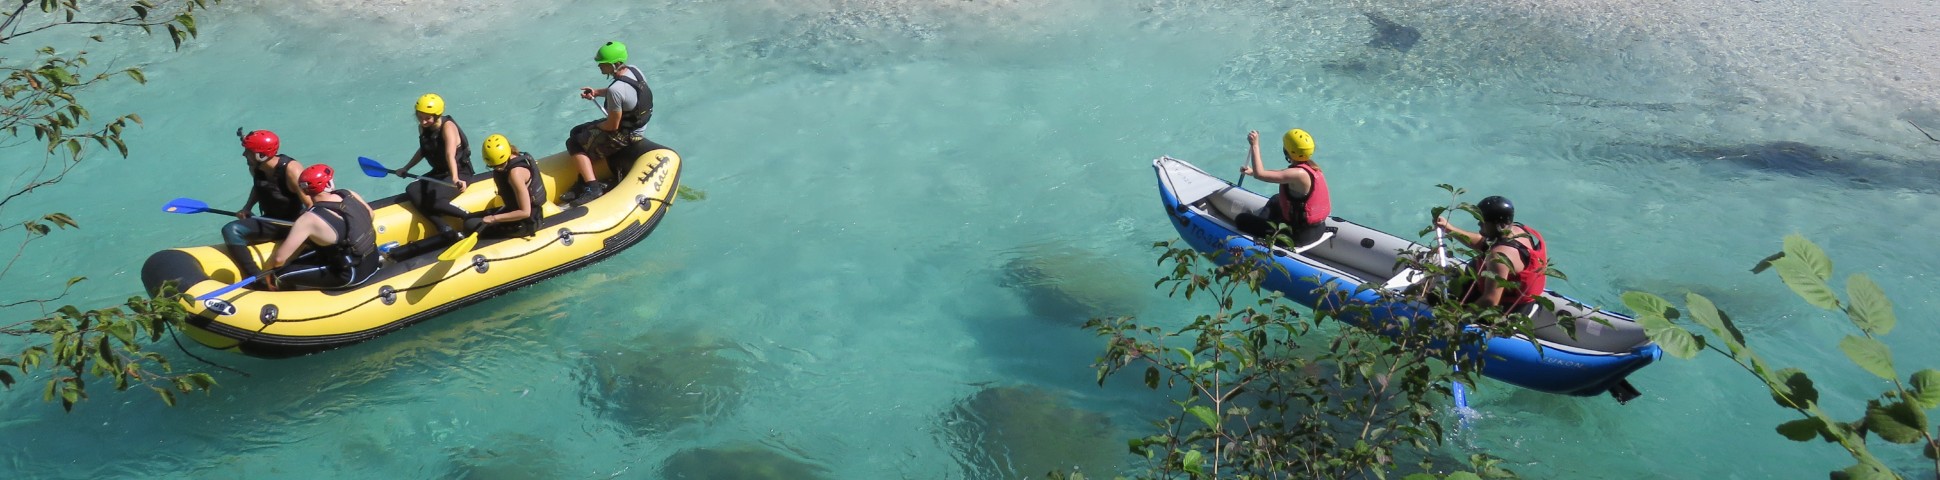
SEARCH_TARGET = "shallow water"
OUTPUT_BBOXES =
[2,0,1939,478]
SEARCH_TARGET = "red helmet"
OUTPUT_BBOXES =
[299,164,334,195]
[242,130,280,156]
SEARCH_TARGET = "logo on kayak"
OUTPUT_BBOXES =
[203,298,237,317]
[1540,356,1587,369]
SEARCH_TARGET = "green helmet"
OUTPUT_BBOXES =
[595,41,628,64]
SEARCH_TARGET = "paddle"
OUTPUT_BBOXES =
[195,271,268,301]
[1435,222,1476,429]
[356,156,459,188]
[437,232,480,262]
[163,197,293,226]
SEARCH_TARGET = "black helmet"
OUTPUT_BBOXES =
[1478,195,1515,225]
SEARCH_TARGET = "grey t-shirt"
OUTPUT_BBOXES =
[603,67,648,135]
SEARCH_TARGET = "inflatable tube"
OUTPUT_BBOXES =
[141,142,681,358]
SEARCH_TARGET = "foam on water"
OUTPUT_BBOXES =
[2,0,1939,478]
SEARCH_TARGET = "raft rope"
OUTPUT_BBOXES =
[166,318,253,377]
[250,158,677,324]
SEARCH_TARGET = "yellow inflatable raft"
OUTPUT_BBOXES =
[140,143,682,358]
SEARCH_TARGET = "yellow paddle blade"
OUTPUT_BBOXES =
[437,233,480,262]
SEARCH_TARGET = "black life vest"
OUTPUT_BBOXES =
[610,65,654,132]
[492,152,547,232]
[250,154,304,221]
[308,191,376,261]
[416,116,474,179]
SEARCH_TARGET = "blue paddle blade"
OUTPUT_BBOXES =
[163,197,210,214]
[356,156,392,178]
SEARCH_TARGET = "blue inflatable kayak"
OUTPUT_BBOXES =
[1153,156,1659,399]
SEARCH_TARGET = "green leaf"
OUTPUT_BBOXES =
[0,370,12,388]
[1639,314,1700,359]
[131,4,147,18]
[1402,475,1438,480]
[1838,462,1894,480]
[1845,274,1895,335]
[153,387,175,407]
[1143,366,1160,389]
[1684,293,1738,350]
[1776,417,1826,441]
[1768,368,1819,408]
[1445,473,1483,480]
[1621,291,1673,317]
[1172,347,1195,367]
[1181,449,1203,474]
[1782,234,1832,280]
[1838,335,1895,380]
[1863,400,1927,444]
[1909,369,1940,409]
[1771,257,1840,310]
[1187,405,1218,429]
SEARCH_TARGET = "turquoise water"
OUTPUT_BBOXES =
[3,0,1940,477]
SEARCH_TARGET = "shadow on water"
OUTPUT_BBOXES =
[939,384,1124,479]
[660,442,832,480]
[577,328,751,436]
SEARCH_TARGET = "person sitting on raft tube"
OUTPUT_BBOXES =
[462,134,547,238]
[223,129,311,280]
[258,164,381,291]
[1237,128,1332,247]
[395,93,476,247]
[1434,195,1549,310]
[563,40,653,207]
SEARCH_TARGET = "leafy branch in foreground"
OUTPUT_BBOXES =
[0,0,224,411]
[1070,220,1524,479]
[1635,234,1939,480]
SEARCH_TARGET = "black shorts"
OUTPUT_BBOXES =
[566,121,643,161]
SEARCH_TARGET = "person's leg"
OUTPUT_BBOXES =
[408,181,469,242]
[221,219,267,278]
[565,121,601,186]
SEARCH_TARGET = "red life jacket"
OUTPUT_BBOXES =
[1493,225,1548,308]
[1274,163,1331,227]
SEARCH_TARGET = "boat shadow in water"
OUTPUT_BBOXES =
[577,328,751,436]
[937,384,1125,479]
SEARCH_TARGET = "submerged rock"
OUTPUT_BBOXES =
[660,443,831,480]
[943,385,1122,479]
[999,247,1146,325]
[443,434,570,480]
[1364,12,1421,53]
[582,330,748,435]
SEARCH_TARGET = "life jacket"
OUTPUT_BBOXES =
[308,191,377,262]
[609,65,654,132]
[1488,224,1548,308]
[1273,162,1332,228]
[250,154,304,221]
[492,152,547,233]
[416,116,475,179]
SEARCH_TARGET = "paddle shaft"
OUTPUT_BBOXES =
[395,169,460,188]
[203,208,294,227]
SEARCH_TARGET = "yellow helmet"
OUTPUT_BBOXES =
[415,93,445,116]
[1282,128,1315,160]
[482,134,512,167]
